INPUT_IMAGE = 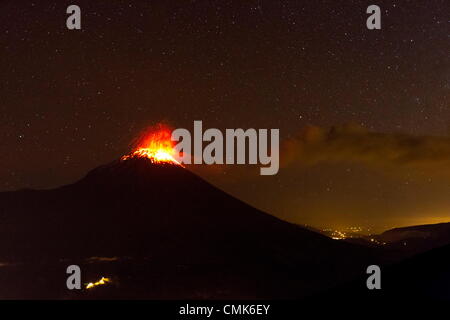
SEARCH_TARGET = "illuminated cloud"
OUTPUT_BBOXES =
[282,124,450,175]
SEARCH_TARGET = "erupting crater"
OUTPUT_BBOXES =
[121,124,183,166]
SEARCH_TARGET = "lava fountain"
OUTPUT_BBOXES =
[121,124,183,166]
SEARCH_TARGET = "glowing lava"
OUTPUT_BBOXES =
[85,277,111,289]
[121,124,183,166]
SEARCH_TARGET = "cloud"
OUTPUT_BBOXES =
[282,124,450,175]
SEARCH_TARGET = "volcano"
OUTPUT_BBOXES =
[0,156,379,299]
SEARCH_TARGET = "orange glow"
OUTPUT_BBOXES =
[121,124,183,166]
[86,277,111,289]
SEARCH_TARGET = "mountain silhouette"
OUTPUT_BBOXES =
[343,222,450,261]
[379,222,450,245]
[0,157,379,299]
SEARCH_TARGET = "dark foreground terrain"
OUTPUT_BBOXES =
[0,157,383,299]
[2,157,449,300]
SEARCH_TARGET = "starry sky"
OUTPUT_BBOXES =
[1,0,449,231]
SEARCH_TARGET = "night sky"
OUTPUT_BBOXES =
[1,0,449,231]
